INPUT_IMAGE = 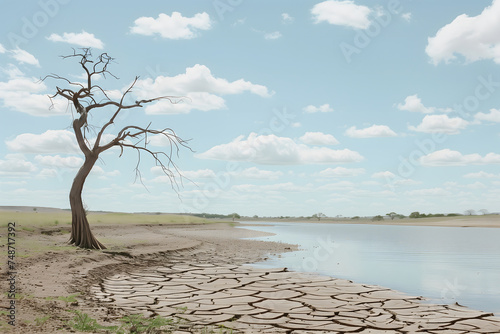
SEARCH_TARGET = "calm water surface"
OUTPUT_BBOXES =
[239,222,500,315]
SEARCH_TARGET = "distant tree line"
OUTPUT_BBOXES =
[190,213,241,220]
[409,212,462,218]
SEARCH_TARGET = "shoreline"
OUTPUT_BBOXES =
[239,214,500,228]
[1,217,500,332]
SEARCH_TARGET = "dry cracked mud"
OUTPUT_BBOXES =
[92,255,500,333]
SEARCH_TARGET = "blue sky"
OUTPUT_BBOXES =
[1,0,499,217]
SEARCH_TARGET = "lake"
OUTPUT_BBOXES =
[239,222,500,315]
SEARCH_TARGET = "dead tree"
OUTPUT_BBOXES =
[44,49,189,249]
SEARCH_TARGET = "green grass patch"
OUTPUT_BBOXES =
[58,293,80,303]
[34,315,50,327]
[117,314,174,333]
[0,211,211,231]
[68,310,117,332]
[66,311,236,333]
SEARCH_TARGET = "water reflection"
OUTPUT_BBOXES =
[239,222,500,315]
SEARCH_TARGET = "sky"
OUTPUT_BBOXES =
[1,0,500,217]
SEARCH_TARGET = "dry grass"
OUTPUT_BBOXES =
[0,210,212,258]
[0,210,210,229]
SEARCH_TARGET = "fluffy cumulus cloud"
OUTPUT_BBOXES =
[0,154,37,176]
[409,115,469,134]
[196,132,363,165]
[398,95,434,113]
[130,12,212,39]
[0,77,68,116]
[345,125,397,138]
[420,149,500,166]
[318,167,365,177]
[9,48,40,67]
[311,0,372,29]
[47,31,104,49]
[6,130,79,154]
[299,132,339,145]
[426,0,500,64]
[303,104,333,113]
[134,64,273,114]
[474,108,500,123]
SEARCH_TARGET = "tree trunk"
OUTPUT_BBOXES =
[68,154,106,249]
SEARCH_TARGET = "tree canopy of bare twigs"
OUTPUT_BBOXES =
[43,48,190,249]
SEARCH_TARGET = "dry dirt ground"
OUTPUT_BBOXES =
[0,218,296,333]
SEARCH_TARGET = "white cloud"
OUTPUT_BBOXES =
[6,130,79,154]
[37,168,59,179]
[134,64,273,114]
[426,0,500,64]
[397,94,434,113]
[420,149,500,166]
[409,115,469,134]
[402,12,412,22]
[311,0,372,29]
[9,48,40,67]
[345,125,397,138]
[463,171,500,178]
[303,103,333,113]
[46,31,104,49]
[0,43,5,53]
[474,108,500,123]
[299,132,339,145]
[145,93,225,114]
[0,77,69,116]
[318,167,365,178]
[291,122,302,128]
[282,13,294,24]
[0,154,37,176]
[130,12,212,39]
[264,31,282,40]
[466,181,487,189]
[2,64,24,79]
[196,132,363,165]
[34,155,83,169]
[397,94,452,113]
